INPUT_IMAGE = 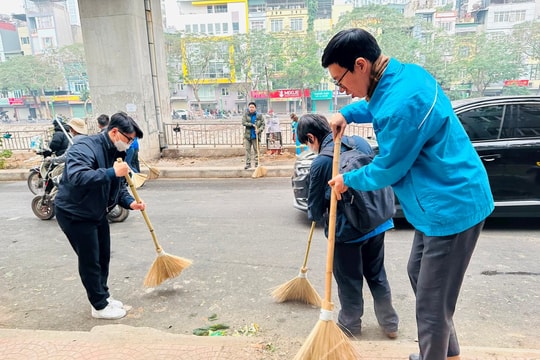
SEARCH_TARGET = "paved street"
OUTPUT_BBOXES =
[0,178,539,358]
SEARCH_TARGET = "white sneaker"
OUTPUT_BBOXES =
[91,303,126,319]
[107,297,123,308]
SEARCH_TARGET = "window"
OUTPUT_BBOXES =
[73,82,87,93]
[271,19,283,32]
[42,37,54,48]
[493,10,526,23]
[457,105,503,141]
[290,18,302,31]
[221,88,229,96]
[251,20,264,31]
[185,24,191,33]
[232,22,239,34]
[193,24,199,33]
[36,16,53,29]
[215,5,227,13]
[501,104,540,138]
[200,24,206,33]
[215,23,221,34]
[208,23,214,35]
[207,5,213,13]
[223,23,229,33]
[20,36,30,45]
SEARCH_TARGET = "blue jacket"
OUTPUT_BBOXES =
[55,132,134,221]
[308,133,393,243]
[340,58,494,236]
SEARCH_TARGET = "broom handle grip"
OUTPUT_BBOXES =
[301,221,316,269]
[324,137,341,304]
[117,158,162,253]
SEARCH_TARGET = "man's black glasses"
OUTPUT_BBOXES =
[332,68,349,88]
[118,130,135,144]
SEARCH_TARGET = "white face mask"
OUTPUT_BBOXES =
[114,140,130,152]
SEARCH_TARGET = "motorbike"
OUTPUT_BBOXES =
[0,111,10,123]
[29,151,130,222]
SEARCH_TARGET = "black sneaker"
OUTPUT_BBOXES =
[244,164,250,170]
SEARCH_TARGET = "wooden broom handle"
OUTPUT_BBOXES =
[323,137,341,308]
[117,158,163,253]
[301,221,317,269]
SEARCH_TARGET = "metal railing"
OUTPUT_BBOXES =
[163,120,375,148]
[0,121,375,151]
[1,130,51,151]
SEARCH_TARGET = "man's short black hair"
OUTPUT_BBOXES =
[108,112,143,139]
[248,101,256,107]
[322,28,381,71]
[97,114,109,128]
[297,114,331,146]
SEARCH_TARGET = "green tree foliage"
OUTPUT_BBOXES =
[164,33,184,88]
[0,55,64,118]
[280,32,326,112]
[513,20,540,60]
[332,5,419,62]
[231,31,284,107]
[459,33,524,96]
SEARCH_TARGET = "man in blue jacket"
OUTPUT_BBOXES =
[297,113,399,339]
[322,28,494,360]
[55,112,146,320]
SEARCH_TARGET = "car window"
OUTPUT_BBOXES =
[457,105,503,141]
[500,104,540,139]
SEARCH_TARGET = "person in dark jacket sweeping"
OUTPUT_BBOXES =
[297,113,399,339]
[55,112,145,320]
[49,119,70,156]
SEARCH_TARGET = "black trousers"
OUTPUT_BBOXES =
[55,207,111,310]
[407,221,484,360]
[333,232,399,334]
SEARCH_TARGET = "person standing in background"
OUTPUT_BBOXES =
[290,113,307,156]
[97,114,110,133]
[125,137,140,173]
[242,102,265,169]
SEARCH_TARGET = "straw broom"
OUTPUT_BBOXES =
[118,159,192,287]
[140,157,160,180]
[293,137,359,360]
[252,126,267,178]
[271,221,321,306]
[130,171,147,189]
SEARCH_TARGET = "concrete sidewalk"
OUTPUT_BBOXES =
[1,324,539,360]
[0,164,294,181]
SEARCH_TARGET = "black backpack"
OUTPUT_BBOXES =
[320,141,396,237]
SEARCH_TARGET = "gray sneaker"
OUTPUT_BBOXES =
[91,303,126,319]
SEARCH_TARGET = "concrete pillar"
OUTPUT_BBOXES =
[78,0,171,158]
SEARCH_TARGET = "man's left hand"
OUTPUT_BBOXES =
[328,174,347,200]
[130,200,146,211]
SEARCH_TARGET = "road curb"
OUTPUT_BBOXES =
[0,165,294,181]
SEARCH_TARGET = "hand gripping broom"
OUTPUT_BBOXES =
[118,159,192,287]
[271,221,321,306]
[293,137,359,360]
[252,126,267,178]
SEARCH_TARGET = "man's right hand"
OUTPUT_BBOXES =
[113,161,130,177]
[329,113,347,139]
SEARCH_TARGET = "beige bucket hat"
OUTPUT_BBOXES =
[67,118,88,135]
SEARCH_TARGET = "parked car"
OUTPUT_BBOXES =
[291,95,540,218]
[172,109,190,120]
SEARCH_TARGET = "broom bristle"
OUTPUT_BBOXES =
[251,165,267,178]
[293,319,359,360]
[146,168,160,180]
[132,173,148,188]
[271,273,322,306]
[144,252,192,287]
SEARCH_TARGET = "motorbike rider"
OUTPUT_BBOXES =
[49,118,70,156]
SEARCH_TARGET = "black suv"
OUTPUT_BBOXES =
[291,95,540,218]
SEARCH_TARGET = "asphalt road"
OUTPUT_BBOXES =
[0,178,539,355]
